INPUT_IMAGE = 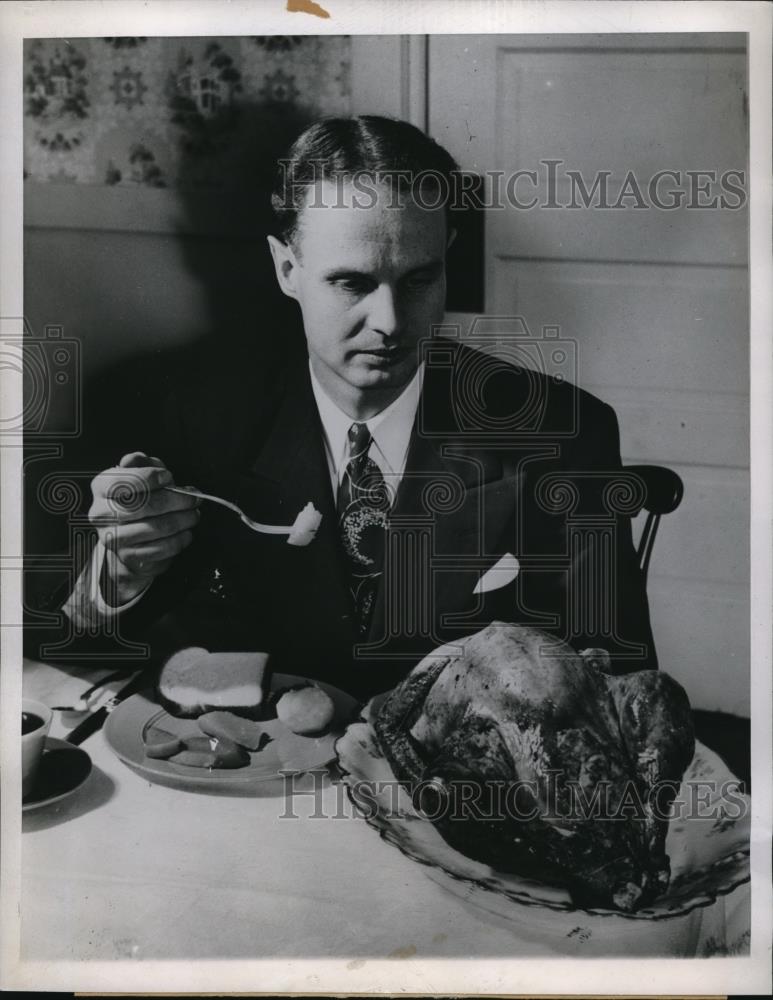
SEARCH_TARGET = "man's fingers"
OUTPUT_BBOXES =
[90,468,197,519]
[104,466,174,496]
[96,509,200,546]
[90,486,199,525]
[107,553,177,587]
[89,493,199,534]
[116,530,195,574]
[99,454,174,508]
[118,452,168,470]
[91,469,173,512]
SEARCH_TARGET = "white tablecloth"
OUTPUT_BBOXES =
[20,659,750,963]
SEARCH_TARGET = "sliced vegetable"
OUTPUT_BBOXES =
[144,736,184,759]
[169,734,250,769]
[198,710,266,750]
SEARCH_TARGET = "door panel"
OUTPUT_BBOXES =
[430,34,749,712]
[491,260,748,395]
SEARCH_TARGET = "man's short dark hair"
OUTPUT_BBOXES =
[271,115,460,245]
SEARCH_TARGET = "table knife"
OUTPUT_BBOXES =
[65,668,153,746]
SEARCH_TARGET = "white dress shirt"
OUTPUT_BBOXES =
[64,361,425,626]
[62,537,148,627]
[309,359,425,501]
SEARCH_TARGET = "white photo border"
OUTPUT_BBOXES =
[1,0,770,994]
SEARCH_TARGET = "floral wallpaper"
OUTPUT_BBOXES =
[23,36,351,188]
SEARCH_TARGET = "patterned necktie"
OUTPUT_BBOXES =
[337,422,390,636]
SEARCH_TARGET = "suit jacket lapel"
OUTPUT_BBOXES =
[249,361,333,511]
[365,347,524,647]
[240,345,526,659]
[247,361,355,649]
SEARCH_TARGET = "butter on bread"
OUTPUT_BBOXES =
[158,647,270,719]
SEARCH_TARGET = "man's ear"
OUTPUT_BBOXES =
[446,227,457,251]
[267,235,300,300]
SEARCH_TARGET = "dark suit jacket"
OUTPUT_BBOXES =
[48,339,658,700]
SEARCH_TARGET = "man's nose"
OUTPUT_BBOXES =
[367,285,400,338]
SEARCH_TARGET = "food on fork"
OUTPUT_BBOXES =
[287,502,323,546]
[163,487,322,545]
[276,685,335,735]
[158,647,270,719]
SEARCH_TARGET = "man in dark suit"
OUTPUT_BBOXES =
[63,116,657,700]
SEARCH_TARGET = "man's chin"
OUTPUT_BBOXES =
[350,354,416,387]
[356,368,399,386]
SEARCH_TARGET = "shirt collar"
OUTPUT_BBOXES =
[309,360,425,482]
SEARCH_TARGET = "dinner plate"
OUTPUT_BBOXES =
[105,673,359,794]
[22,737,92,812]
[336,693,751,944]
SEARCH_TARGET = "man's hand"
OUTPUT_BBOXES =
[88,452,201,607]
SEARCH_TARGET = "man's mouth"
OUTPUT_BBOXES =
[355,347,408,362]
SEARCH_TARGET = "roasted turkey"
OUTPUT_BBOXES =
[374,623,694,912]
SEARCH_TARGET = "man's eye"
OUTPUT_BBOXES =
[404,272,437,290]
[334,278,373,294]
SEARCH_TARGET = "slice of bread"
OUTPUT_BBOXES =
[158,647,270,719]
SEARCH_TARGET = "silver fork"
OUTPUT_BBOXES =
[164,485,322,545]
[50,669,139,712]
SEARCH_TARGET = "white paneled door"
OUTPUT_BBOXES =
[429,34,749,713]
